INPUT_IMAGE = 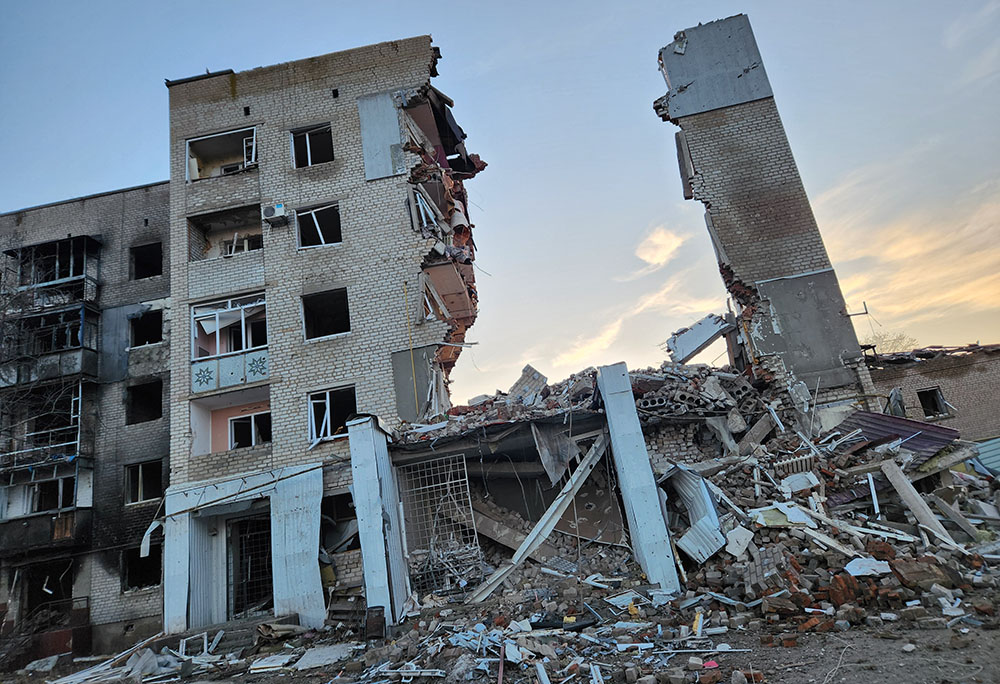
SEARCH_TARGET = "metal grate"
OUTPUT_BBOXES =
[397,454,483,596]
[227,515,273,620]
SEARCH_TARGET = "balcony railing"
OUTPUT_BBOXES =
[191,348,269,393]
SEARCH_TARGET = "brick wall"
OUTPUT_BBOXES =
[166,36,453,486]
[869,350,1000,441]
[677,98,832,286]
[331,549,364,586]
[1,182,172,633]
[643,422,721,475]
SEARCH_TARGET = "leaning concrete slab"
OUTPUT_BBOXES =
[597,363,681,594]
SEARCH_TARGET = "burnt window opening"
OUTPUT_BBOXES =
[13,236,97,288]
[222,233,263,256]
[186,127,257,181]
[309,386,357,442]
[130,243,162,279]
[292,124,334,168]
[123,544,162,591]
[126,380,163,424]
[187,205,263,261]
[917,387,950,418]
[229,412,272,449]
[302,289,350,339]
[33,476,75,513]
[297,204,342,248]
[126,460,163,504]
[130,310,163,347]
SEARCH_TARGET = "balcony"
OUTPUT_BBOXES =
[0,509,92,557]
[4,236,100,312]
[0,304,99,389]
[190,294,268,393]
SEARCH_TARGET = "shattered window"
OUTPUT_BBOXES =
[131,243,162,279]
[302,289,350,339]
[297,204,342,248]
[126,380,163,424]
[308,386,357,442]
[130,310,163,347]
[292,124,334,168]
[186,127,257,181]
[229,412,272,449]
[916,387,949,418]
[126,460,163,504]
[123,544,162,591]
[191,294,267,359]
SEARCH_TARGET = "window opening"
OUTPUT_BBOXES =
[131,243,162,279]
[191,294,266,359]
[227,515,273,619]
[917,387,949,418]
[292,124,334,168]
[123,544,162,590]
[302,289,349,339]
[32,476,75,513]
[126,461,163,504]
[229,412,272,449]
[308,386,357,442]
[186,127,257,181]
[130,310,163,347]
[222,233,264,256]
[126,380,163,424]
[297,204,342,247]
[187,205,262,261]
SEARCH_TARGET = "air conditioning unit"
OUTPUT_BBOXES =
[262,203,288,227]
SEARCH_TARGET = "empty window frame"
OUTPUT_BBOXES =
[229,412,272,449]
[130,310,163,347]
[302,289,350,339]
[32,476,75,513]
[5,307,99,360]
[126,460,163,504]
[222,233,264,256]
[126,380,163,424]
[308,386,357,442]
[297,204,342,248]
[292,124,334,168]
[123,544,162,591]
[191,294,267,359]
[186,127,257,181]
[917,387,950,418]
[131,243,163,279]
[13,236,95,288]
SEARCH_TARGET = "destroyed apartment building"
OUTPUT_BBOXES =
[0,35,487,664]
[3,16,1000,683]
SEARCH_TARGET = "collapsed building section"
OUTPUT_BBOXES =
[399,84,486,420]
[655,15,874,411]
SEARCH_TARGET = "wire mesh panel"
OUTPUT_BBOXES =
[227,515,273,620]
[397,454,483,596]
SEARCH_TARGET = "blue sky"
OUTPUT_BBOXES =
[2,1,998,402]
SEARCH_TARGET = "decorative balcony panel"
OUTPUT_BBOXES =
[191,349,268,393]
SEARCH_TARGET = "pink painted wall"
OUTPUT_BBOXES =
[210,401,270,453]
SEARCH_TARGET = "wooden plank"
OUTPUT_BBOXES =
[880,460,956,545]
[930,494,979,542]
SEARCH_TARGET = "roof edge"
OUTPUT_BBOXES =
[1,180,169,217]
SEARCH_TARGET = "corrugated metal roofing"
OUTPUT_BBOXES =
[834,410,960,468]
[977,436,1000,473]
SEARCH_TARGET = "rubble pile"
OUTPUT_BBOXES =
[36,361,1000,684]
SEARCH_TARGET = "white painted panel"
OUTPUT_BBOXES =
[596,363,681,594]
[347,417,393,622]
[271,466,325,628]
[357,93,403,181]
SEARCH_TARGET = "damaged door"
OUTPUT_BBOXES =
[227,514,273,620]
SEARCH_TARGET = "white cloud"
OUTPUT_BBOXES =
[617,226,688,281]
